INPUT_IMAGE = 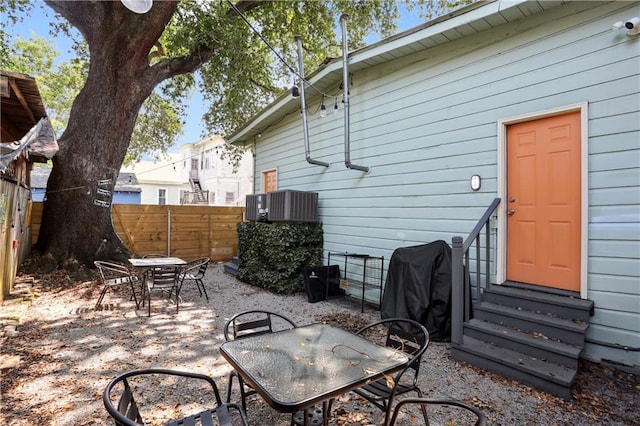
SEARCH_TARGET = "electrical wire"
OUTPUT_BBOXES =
[225,0,333,98]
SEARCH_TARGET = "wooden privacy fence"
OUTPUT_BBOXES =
[31,203,244,262]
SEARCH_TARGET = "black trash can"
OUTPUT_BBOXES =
[302,265,343,303]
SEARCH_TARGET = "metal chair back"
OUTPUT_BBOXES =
[178,257,210,300]
[143,266,180,316]
[353,318,430,426]
[103,368,248,426]
[94,261,139,309]
[224,310,298,340]
[389,398,488,426]
[223,310,298,412]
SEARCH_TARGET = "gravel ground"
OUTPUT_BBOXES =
[0,263,638,425]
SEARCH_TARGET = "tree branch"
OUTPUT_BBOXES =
[148,45,215,85]
[226,1,261,18]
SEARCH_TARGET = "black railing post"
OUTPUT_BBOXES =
[451,235,464,346]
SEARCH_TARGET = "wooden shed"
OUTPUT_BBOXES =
[1,70,58,301]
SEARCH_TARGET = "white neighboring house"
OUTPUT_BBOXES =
[123,135,253,206]
[123,152,186,205]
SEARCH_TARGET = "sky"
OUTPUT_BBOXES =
[8,2,425,152]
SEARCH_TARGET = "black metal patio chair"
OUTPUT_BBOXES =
[345,318,430,426]
[141,265,181,317]
[94,261,140,309]
[223,310,298,412]
[103,368,248,426]
[389,397,487,426]
[178,257,210,300]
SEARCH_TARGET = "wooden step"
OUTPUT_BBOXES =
[452,336,576,399]
[463,318,582,368]
[481,285,594,321]
[223,260,238,276]
[474,301,588,345]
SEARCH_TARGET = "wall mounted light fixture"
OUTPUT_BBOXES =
[470,174,481,191]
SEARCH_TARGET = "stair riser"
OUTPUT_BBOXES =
[223,263,238,276]
[473,309,586,346]
[463,326,579,369]
[482,292,591,321]
[451,346,572,399]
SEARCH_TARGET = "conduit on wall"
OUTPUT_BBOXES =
[295,36,330,168]
[340,14,370,173]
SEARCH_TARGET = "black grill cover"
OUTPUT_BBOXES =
[380,240,452,342]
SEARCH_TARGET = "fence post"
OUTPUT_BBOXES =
[167,209,171,256]
[451,236,464,346]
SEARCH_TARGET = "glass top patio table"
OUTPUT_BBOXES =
[219,323,409,414]
[128,257,187,268]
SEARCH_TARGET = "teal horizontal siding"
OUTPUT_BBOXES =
[251,1,639,365]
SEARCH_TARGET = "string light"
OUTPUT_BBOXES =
[319,96,327,118]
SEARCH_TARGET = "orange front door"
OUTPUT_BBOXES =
[506,112,581,291]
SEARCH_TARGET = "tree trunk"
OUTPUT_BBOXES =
[36,68,146,264]
[36,1,187,266]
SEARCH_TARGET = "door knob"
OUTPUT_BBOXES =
[507,209,516,215]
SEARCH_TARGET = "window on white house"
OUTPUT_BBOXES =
[191,158,198,171]
[205,149,214,170]
[158,189,167,205]
[225,192,235,204]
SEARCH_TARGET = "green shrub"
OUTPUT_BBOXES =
[236,221,323,294]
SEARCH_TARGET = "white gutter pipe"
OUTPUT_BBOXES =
[340,14,370,173]
[296,36,330,168]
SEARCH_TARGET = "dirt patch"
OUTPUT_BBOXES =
[1,265,638,425]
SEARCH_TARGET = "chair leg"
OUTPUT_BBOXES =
[415,387,429,425]
[197,278,209,300]
[383,398,393,426]
[226,372,236,404]
[227,371,249,413]
[129,282,139,309]
[95,287,108,309]
[238,375,248,413]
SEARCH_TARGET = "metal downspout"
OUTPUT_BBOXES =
[295,36,329,168]
[340,14,370,173]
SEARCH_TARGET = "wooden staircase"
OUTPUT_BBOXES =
[451,281,594,399]
[189,178,208,203]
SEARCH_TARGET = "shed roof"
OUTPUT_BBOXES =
[1,70,58,172]
[1,70,48,142]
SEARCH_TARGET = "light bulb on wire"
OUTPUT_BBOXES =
[319,95,327,118]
